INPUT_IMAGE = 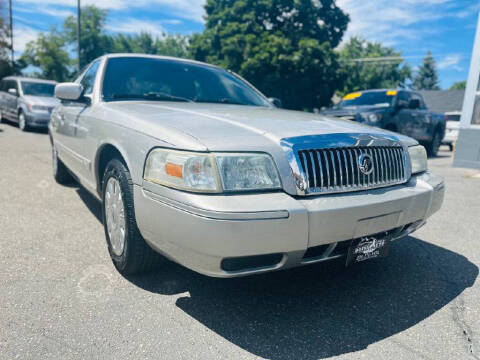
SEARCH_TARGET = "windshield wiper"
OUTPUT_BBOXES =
[218,98,246,105]
[143,92,194,103]
[110,92,194,103]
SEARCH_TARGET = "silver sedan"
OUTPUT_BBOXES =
[49,54,445,277]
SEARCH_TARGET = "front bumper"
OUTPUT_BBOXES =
[25,112,51,128]
[134,172,445,277]
[442,129,458,144]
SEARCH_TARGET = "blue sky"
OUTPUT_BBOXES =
[10,0,480,89]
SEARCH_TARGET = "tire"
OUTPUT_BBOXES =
[52,143,74,184]
[427,130,441,157]
[18,111,28,132]
[102,158,160,275]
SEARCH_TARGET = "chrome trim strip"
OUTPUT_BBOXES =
[142,188,290,220]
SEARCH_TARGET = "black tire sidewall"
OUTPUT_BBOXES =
[101,159,134,272]
[433,132,440,155]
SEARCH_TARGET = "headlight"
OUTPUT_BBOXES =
[144,149,281,193]
[361,113,381,123]
[216,154,281,191]
[408,145,427,174]
[144,149,220,192]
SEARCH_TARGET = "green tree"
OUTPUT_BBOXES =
[190,0,349,110]
[338,37,411,95]
[413,51,440,90]
[0,1,14,79]
[449,80,466,90]
[110,33,191,58]
[63,5,112,69]
[20,29,71,82]
[155,34,190,58]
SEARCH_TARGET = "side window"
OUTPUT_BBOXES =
[410,93,425,109]
[397,91,410,107]
[6,80,17,92]
[80,60,101,95]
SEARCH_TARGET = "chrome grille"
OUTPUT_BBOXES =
[297,146,408,194]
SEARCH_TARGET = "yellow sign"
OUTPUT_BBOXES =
[386,90,398,96]
[343,92,362,100]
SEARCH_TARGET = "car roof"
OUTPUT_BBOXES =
[357,89,398,93]
[2,76,57,84]
[99,53,226,72]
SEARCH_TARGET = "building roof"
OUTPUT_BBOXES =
[419,90,465,113]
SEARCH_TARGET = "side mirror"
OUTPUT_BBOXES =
[8,88,17,96]
[268,97,283,108]
[55,82,84,101]
[409,99,420,109]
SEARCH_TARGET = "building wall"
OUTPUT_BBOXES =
[453,13,480,169]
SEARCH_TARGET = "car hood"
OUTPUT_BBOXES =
[103,101,417,150]
[23,95,60,107]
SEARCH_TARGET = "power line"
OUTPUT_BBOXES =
[340,53,470,64]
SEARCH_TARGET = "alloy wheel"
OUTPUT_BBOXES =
[19,113,26,130]
[104,177,126,256]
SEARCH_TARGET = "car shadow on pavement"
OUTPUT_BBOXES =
[73,189,477,359]
[76,187,103,223]
[126,237,477,359]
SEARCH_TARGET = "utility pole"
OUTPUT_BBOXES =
[77,0,81,73]
[9,0,13,66]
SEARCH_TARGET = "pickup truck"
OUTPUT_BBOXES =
[321,89,446,156]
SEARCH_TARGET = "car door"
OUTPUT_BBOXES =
[55,60,101,181]
[396,91,415,137]
[0,80,6,115]
[4,80,19,121]
[411,92,430,142]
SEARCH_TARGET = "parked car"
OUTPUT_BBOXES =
[0,76,59,131]
[320,89,446,156]
[49,54,445,277]
[442,111,461,151]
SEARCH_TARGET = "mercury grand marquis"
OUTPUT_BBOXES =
[49,54,445,277]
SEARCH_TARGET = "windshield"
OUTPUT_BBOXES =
[102,57,271,107]
[21,82,55,97]
[339,91,396,108]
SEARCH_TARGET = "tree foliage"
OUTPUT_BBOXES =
[19,5,192,81]
[337,37,411,95]
[413,51,440,90]
[63,5,111,68]
[190,0,349,110]
[20,29,71,82]
[0,1,14,79]
[110,33,190,58]
[449,80,466,90]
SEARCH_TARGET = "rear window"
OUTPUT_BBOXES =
[340,90,397,108]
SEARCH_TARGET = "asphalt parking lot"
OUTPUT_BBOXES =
[1,122,479,360]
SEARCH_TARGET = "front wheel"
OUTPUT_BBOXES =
[427,130,441,157]
[102,158,160,275]
[18,112,28,132]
